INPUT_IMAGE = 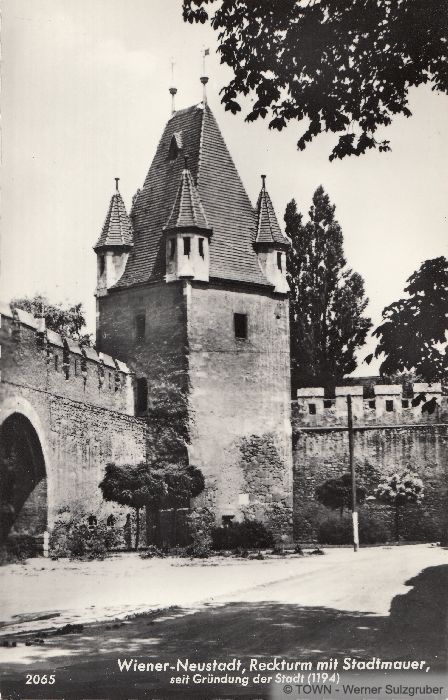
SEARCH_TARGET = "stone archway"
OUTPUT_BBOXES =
[0,412,47,546]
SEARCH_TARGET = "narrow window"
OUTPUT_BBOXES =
[168,135,180,161]
[107,514,115,527]
[234,313,248,339]
[74,359,79,377]
[277,252,282,270]
[108,371,112,389]
[99,255,106,275]
[54,354,59,371]
[198,238,204,259]
[136,313,146,341]
[368,400,376,409]
[386,399,394,412]
[323,399,333,409]
[183,237,191,257]
[136,377,148,414]
[308,403,316,415]
[169,239,176,261]
[88,515,97,527]
[63,346,70,379]
[402,399,409,408]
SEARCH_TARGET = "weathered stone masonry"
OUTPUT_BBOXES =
[0,305,147,538]
[293,385,448,540]
[187,282,292,534]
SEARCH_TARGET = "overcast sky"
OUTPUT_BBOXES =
[2,0,447,375]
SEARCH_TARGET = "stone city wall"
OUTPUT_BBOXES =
[0,303,147,531]
[292,385,448,542]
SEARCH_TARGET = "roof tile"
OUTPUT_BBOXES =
[114,104,271,288]
[256,181,289,247]
[164,166,211,232]
[95,191,133,250]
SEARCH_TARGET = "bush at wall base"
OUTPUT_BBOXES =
[212,519,274,551]
[49,517,120,560]
[317,509,390,545]
[0,533,38,565]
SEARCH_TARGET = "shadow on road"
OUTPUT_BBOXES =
[383,564,448,666]
[1,564,447,698]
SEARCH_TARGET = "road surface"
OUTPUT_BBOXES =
[1,545,447,698]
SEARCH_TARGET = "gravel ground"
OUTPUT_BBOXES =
[0,544,446,636]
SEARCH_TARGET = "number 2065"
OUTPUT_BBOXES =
[26,673,55,684]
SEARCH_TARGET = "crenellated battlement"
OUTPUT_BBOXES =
[0,302,135,415]
[293,382,447,428]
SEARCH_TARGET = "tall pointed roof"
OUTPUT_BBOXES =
[114,103,270,288]
[164,163,211,233]
[94,189,133,250]
[256,177,289,248]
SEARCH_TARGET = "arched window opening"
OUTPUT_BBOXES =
[136,377,148,415]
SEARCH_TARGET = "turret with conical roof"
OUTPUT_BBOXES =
[94,180,133,297]
[255,175,290,294]
[164,158,212,282]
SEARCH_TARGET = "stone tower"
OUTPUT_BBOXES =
[95,102,293,538]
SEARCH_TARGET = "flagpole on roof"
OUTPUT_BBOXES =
[200,47,210,104]
[169,57,177,114]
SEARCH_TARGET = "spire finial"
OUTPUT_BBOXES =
[261,174,266,190]
[200,47,210,104]
[169,57,177,114]
[115,177,120,191]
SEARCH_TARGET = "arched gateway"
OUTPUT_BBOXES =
[0,400,50,554]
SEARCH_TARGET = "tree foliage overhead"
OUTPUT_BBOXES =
[99,462,205,549]
[367,257,448,382]
[183,0,448,160]
[286,186,371,388]
[100,462,204,512]
[11,294,91,346]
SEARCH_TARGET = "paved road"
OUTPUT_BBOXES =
[1,545,447,698]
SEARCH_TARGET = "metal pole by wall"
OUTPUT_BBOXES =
[347,394,359,552]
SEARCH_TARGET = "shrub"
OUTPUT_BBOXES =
[402,510,444,542]
[212,519,274,551]
[140,544,165,559]
[358,509,390,544]
[185,507,214,556]
[7,534,37,558]
[317,508,390,545]
[49,511,120,560]
[317,512,353,545]
[0,534,37,565]
[185,542,210,558]
[295,502,331,542]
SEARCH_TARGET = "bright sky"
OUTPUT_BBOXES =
[2,0,447,375]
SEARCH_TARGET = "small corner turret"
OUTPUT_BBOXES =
[94,179,133,297]
[255,175,290,294]
[163,157,213,282]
